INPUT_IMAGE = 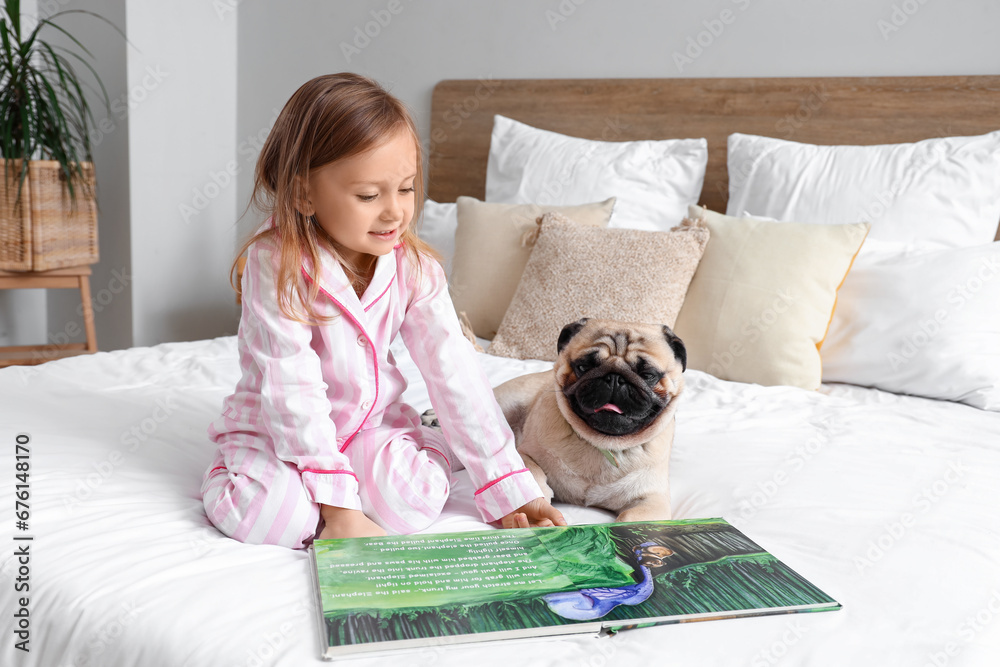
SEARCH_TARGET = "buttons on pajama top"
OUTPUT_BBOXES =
[357,334,367,346]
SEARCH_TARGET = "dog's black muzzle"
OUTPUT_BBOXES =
[564,363,668,436]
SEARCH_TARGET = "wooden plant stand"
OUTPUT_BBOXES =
[0,265,98,367]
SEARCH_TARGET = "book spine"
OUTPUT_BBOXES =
[308,546,334,660]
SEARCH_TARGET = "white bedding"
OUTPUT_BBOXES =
[2,335,999,666]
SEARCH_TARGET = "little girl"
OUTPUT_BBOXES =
[201,73,565,549]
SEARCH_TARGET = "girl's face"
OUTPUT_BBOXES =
[302,127,417,269]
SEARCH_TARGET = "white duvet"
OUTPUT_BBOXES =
[2,335,999,667]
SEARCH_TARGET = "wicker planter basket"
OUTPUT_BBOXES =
[0,160,99,271]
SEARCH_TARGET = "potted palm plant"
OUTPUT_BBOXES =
[0,0,122,271]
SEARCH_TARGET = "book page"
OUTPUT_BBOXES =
[317,528,633,613]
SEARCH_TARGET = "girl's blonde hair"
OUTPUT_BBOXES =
[233,72,439,324]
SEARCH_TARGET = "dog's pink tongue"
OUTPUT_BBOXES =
[596,403,623,414]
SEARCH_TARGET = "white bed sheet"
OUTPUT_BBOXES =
[2,335,999,667]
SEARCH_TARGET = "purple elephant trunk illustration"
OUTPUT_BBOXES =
[542,541,674,621]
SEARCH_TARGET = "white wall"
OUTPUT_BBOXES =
[125,0,238,347]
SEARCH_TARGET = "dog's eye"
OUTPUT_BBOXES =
[572,362,591,377]
[641,371,661,385]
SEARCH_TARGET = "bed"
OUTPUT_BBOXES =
[3,75,1000,667]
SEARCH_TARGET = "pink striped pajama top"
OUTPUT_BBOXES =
[204,226,542,533]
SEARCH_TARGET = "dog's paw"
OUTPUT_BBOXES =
[420,409,441,430]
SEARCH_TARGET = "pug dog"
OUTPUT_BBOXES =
[492,318,687,522]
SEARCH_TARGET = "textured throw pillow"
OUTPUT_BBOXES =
[726,131,1000,251]
[489,213,709,362]
[485,114,707,232]
[821,241,1000,411]
[672,206,870,391]
[449,196,616,340]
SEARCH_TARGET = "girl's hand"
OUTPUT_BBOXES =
[318,505,387,540]
[499,498,568,529]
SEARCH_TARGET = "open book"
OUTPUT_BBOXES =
[309,518,840,659]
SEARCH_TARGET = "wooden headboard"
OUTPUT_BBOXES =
[427,76,1000,241]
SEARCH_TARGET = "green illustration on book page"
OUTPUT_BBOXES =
[316,523,636,613]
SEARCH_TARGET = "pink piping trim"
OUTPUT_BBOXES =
[209,465,227,475]
[301,267,379,454]
[302,468,359,482]
[422,446,450,469]
[474,468,529,496]
[364,274,395,312]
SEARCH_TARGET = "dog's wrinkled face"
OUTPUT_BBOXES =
[554,318,686,450]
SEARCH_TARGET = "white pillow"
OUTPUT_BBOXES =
[416,199,457,275]
[821,242,1000,411]
[485,115,708,231]
[727,131,1000,251]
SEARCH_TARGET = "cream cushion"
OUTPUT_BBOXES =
[489,213,709,362]
[672,206,870,390]
[449,196,615,340]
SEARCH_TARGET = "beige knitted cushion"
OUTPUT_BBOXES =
[489,213,709,361]
[449,196,616,340]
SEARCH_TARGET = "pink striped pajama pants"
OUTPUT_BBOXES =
[201,421,455,550]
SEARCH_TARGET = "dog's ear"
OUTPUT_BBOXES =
[557,318,590,354]
[662,325,687,372]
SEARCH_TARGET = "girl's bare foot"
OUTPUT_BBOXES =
[318,505,387,540]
